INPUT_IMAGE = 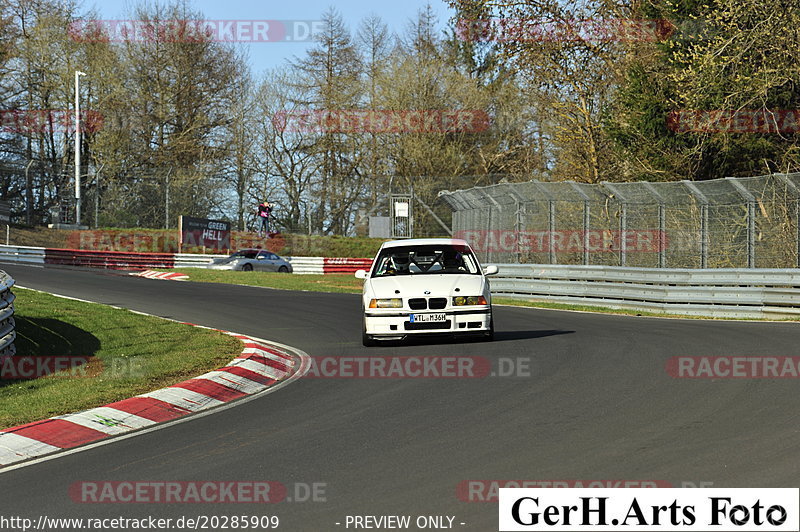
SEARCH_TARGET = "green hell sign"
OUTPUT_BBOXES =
[179,216,231,251]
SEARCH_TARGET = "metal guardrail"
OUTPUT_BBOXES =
[489,264,800,319]
[0,271,15,356]
[0,245,45,264]
[45,248,175,269]
[173,253,217,268]
[0,246,369,275]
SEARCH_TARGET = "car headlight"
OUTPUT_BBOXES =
[369,298,403,308]
[452,296,487,306]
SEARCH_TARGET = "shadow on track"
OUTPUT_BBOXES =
[493,329,574,342]
[374,329,574,347]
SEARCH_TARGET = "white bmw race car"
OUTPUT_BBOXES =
[355,238,498,346]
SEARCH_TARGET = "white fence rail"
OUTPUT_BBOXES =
[285,257,324,275]
[490,264,800,319]
[173,253,217,268]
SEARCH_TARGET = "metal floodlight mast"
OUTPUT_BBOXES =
[74,70,86,226]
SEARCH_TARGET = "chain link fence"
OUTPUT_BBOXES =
[438,173,800,268]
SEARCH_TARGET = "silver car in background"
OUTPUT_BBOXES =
[208,249,293,273]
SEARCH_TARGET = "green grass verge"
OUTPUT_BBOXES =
[161,269,364,293]
[1,288,242,429]
[492,297,693,318]
[491,297,800,320]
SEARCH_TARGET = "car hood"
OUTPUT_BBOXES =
[367,274,484,298]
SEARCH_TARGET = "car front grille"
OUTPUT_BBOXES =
[428,298,447,309]
[408,298,427,310]
[406,297,448,310]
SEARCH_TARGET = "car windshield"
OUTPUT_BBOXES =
[371,244,480,277]
[230,250,258,259]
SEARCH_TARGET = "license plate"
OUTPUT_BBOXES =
[410,313,447,323]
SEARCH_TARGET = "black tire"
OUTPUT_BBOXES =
[483,315,495,341]
[242,263,253,272]
[278,265,289,273]
[362,318,377,347]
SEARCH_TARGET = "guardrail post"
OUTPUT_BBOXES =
[530,181,557,264]
[583,200,590,266]
[619,203,628,266]
[701,205,709,268]
[641,181,667,268]
[727,177,757,268]
[775,174,800,268]
[567,183,592,266]
[548,200,556,264]
[486,205,493,264]
[659,204,666,268]
[748,201,755,267]
[601,182,629,267]
[683,181,710,268]
[514,200,523,263]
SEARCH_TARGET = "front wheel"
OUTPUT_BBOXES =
[483,315,494,341]
[242,263,253,272]
[362,318,377,347]
[278,265,289,273]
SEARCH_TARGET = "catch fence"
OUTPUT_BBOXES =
[438,173,800,268]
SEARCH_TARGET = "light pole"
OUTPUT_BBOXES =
[74,70,86,226]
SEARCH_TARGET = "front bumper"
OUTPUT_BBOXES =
[364,307,492,338]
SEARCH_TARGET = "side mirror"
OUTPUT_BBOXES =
[354,269,368,280]
[483,265,498,276]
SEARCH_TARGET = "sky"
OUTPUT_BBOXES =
[83,0,457,75]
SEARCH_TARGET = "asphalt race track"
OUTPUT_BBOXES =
[1,263,799,530]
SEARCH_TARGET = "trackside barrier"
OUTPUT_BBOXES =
[44,248,175,269]
[0,245,45,264]
[175,255,371,274]
[286,256,323,274]
[0,245,369,275]
[490,264,800,319]
[173,253,218,268]
[323,257,372,274]
[0,271,15,356]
